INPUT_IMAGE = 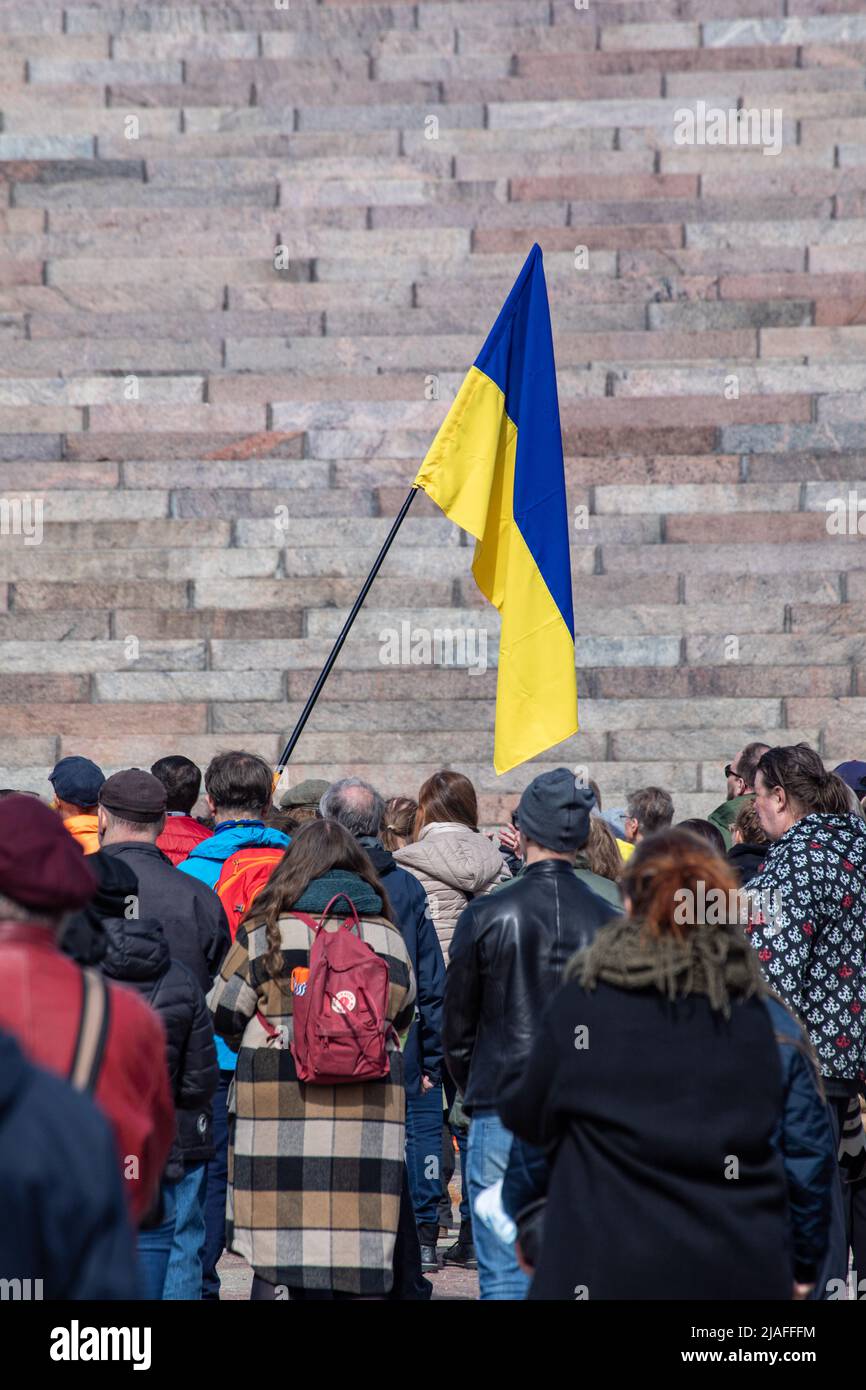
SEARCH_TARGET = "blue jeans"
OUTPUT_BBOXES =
[163,1162,207,1300]
[467,1112,531,1301]
[406,1085,444,1230]
[202,1072,231,1301]
[137,1182,177,1300]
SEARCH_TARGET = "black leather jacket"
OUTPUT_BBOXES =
[443,859,619,1114]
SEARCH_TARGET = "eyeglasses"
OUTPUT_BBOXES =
[724,765,744,780]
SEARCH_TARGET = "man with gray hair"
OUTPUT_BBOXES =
[321,778,447,1278]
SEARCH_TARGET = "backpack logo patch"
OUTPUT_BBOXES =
[332,990,357,1014]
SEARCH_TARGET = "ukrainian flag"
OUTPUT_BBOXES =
[414,243,577,774]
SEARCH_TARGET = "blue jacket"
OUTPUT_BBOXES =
[0,1031,140,1299]
[764,993,838,1283]
[361,839,445,1093]
[177,820,289,891]
[179,820,289,1069]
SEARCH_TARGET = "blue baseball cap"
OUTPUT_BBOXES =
[49,756,105,807]
[834,761,866,794]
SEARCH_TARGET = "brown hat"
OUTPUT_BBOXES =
[99,768,167,824]
[0,795,96,912]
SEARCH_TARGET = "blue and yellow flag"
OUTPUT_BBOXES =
[414,243,577,774]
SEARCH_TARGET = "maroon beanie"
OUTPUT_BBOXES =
[0,795,97,912]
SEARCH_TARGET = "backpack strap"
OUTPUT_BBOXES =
[318,893,362,934]
[68,968,111,1094]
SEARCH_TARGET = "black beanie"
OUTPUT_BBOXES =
[518,768,595,853]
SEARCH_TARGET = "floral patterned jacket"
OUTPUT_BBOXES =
[746,812,866,1089]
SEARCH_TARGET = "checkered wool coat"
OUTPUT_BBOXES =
[208,895,416,1296]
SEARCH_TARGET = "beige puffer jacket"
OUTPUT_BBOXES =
[394,821,511,959]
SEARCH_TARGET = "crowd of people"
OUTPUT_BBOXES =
[2,737,866,1301]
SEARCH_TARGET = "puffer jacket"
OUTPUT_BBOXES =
[63,812,100,855]
[747,812,866,1092]
[101,913,219,1179]
[394,821,510,958]
[158,813,211,867]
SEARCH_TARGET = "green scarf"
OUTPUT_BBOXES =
[565,917,764,1019]
[293,869,381,918]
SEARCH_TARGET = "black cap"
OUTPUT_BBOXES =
[517,768,595,853]
[49,755,105,807]
[99,768,167,824]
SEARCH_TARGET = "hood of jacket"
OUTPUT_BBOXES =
[357,837,395,878]
[182,820,288,865]
[766,811,866,868]
[394,821,505,894]
[60,849,141,967]
[101,913,171,985]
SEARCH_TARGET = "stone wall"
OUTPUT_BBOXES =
[0,0,864,822]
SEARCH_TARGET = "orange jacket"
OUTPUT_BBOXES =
[63,813,100,855]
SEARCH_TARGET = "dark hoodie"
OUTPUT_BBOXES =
[0,1030,140,1298]
[747,811,866,1093]
[63,852,219,1175]
[726,840,769,887]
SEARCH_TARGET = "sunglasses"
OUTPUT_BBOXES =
[724,765,745,780]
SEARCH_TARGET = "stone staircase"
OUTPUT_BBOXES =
[1,0,865,823]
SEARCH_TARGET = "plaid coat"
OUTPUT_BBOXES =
[208,899,415,1295]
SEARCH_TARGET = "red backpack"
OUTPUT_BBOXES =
[289,893,397,1085]
[216,846,284,941]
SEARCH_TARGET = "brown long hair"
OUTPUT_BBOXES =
[583,816,623,883]
[245,819,394,988]
[622,829,739,940]
[414,770,478,839]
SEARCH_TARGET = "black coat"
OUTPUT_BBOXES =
[101,913,219,1176]
[499,979,791,1300]
[727,841,769,886]
[0,1031,140,1299]
[444,858,618,1113]
[363,840,445,1092]
[101,840,231,994]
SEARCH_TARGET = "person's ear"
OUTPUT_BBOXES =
[97,806,107,839]
[206,794,216,816]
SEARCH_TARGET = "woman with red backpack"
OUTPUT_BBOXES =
[208,819,416,1300]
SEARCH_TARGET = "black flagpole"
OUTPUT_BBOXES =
[274,484,419,780]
